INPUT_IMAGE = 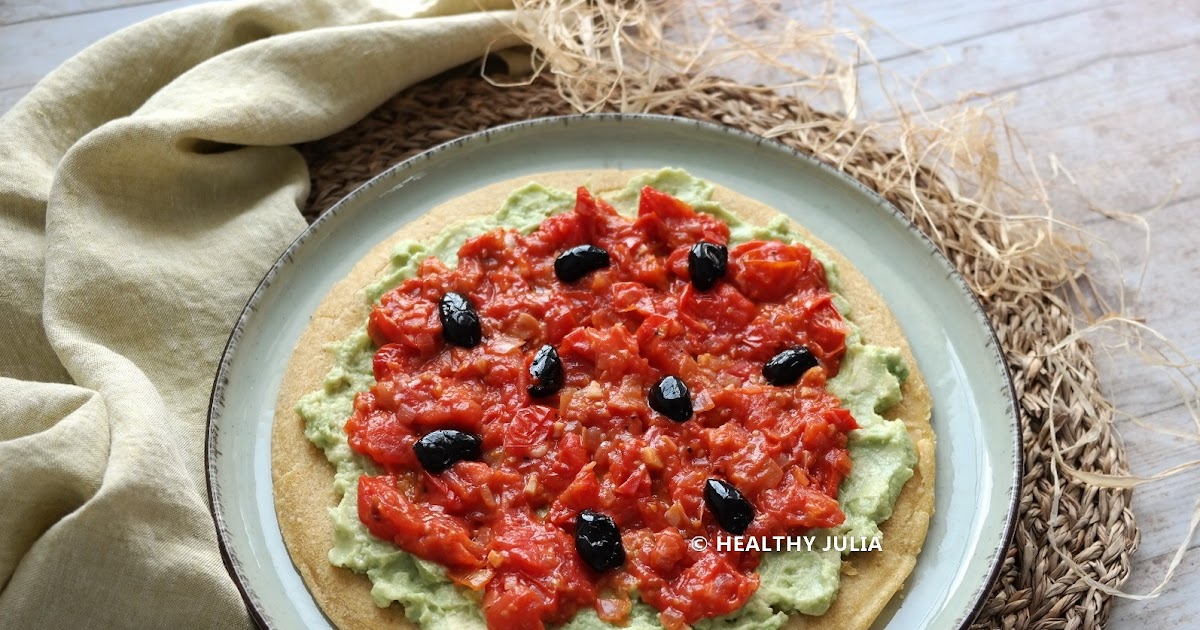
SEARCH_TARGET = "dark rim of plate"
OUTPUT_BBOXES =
[205,113,1022,630]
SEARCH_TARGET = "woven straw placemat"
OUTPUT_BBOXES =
[296,72,1139,629]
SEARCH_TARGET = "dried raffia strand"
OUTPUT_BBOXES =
[289,0,1200,626]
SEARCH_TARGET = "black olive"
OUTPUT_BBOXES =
[762,346,820,386]
[554,245,610,283]
[688,242,728,291]
[574,510,625,571]
[704,479,755,535]
[649,375,692,422]
[528,344,564,397]
[438,292,482,348]
[413,429,482,473]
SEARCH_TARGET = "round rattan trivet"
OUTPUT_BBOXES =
[297,72,1139,629]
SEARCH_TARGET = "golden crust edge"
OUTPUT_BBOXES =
[270,169,936,630]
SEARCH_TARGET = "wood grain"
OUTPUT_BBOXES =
[0,0,175,26]
[3,0,1195,626]
[0,0,200,92]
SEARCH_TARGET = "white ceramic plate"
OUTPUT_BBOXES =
[207,114,1019,629]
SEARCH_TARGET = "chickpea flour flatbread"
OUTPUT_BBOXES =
[271,170,935,630]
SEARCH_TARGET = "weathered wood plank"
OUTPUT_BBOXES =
[0,0,204,92]
[0,0,176,26]
[854,0,1200,206]
[1108,447,1200,627]
[849,0,1109,61]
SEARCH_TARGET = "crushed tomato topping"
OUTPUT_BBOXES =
[346,186,856,630]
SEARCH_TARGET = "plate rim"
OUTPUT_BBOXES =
[205,112,1022,630]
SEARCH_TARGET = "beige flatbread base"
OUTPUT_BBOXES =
[271,170,935,630]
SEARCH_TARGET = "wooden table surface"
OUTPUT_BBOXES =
[3,0,1197,627]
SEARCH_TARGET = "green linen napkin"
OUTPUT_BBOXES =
[0,0,520,625]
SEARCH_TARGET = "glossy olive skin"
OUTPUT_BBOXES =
[688,242,728,291]
[554,245,611,283]
[438,292,482,348]
[413,429,483,473]
[762,346,820,386]
[527,344,564,397]
[704,479,755,535]
[574,509,626,571]
[649,375,693,422]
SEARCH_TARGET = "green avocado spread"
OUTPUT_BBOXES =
[295,169,917,630]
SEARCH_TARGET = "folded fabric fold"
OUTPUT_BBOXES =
[0,0,520,625]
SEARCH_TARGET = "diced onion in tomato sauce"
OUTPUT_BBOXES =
[347,186,854,630]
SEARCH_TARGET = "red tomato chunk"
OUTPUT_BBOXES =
[348,186,855,630]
